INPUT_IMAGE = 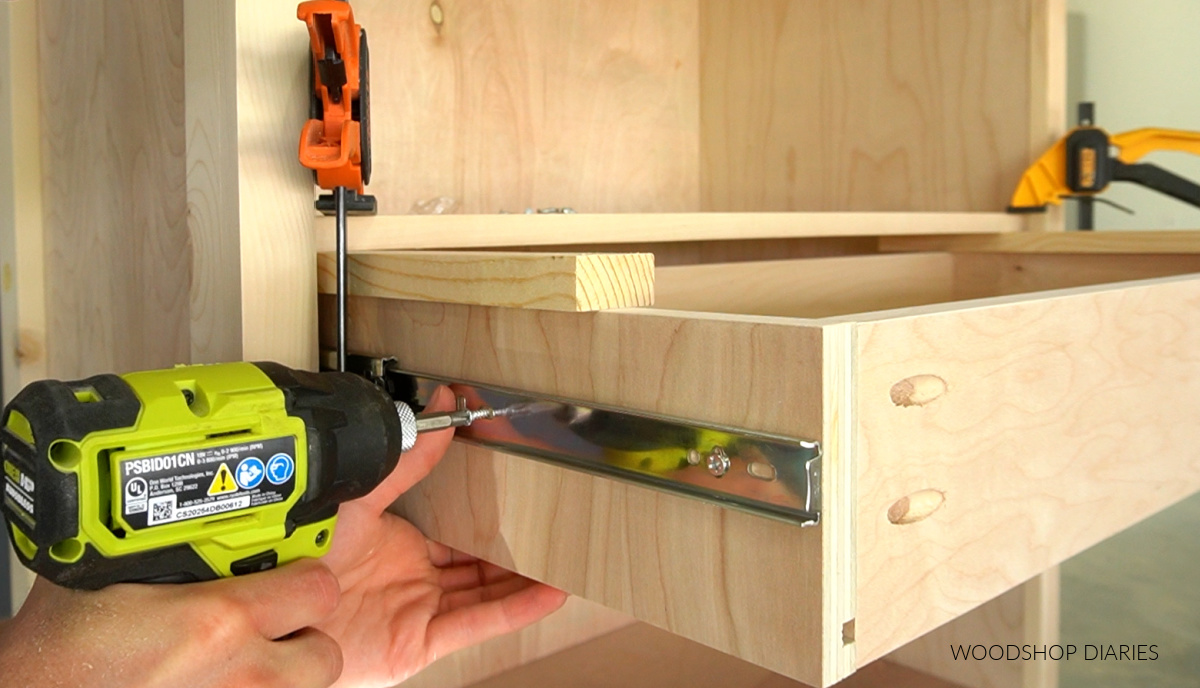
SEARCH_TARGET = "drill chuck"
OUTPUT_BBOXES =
[394,401,418,453]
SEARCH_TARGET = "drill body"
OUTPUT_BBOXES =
[0,362,410,589]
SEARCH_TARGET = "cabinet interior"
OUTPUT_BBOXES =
[351,0,1045,216]
[654,252,1200,319]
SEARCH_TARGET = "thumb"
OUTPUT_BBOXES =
[360,385,457,513]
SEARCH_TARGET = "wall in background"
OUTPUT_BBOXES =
[1067,0,1200,230]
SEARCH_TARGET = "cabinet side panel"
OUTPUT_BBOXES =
[1,0,44,613]
[233,0,318,368]
[326,296,830,685]
[349,0,700,214]
[701,0,1035,212]
[854,276,1200,663]
[1023,0,1067,232]
[185,0,242,363]
[39,0,189,377]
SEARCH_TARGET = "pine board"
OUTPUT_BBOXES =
[316,251,654,311]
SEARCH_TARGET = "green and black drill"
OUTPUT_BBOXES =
[0,362,487,590]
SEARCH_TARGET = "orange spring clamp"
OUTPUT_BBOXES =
[298,0,373,209]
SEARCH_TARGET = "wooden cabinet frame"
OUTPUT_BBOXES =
[33,2,1200,688]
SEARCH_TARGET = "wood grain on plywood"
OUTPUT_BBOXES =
[1,2,24,399]
[511,236,883,267]
[888,570,1061,688]
[184,0,242,364]
[882,230,1200,254]
[2,0,46,392]
[315,213,1022,252]
[403,598,634,688]
[399,442,828,685]
[232,0,318,368]
[321,295,841,686]
[350,0,699,214]
[2,0,44,611]
[184,0,320,369]
[654,254,955,318]
[1023,0,1067,232]
[39,0,189,377]
[700,0,1043,213]
[316,251,654,311]
[852,274,1200,664]
[952,253,1200,301]
[822,322,857,684]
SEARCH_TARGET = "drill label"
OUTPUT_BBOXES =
[3,459,35,526]
[119,437,297,530]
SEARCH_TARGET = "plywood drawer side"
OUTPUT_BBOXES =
[323,295,850,685]
[853,274,1200,664]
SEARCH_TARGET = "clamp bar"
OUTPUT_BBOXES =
[335,186,347,371]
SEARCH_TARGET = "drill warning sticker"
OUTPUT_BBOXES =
[208,463,239,496]
[118,437,297,530]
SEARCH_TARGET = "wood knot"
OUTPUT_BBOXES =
[429,1,445,30]
[887,489,945,525]
[890,374,948,407]
[16,329,43,365]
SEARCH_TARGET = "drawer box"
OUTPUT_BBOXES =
[321,244,1200,686]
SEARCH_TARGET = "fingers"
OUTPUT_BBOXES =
[427,538,481,568]
[360,385,457,513]
[215,558,341,640]
[427,582,568,660]
[270,627,344,688]
[437,559,515,594]
[437,575,533,614]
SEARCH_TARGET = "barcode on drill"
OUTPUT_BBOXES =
[152,500,174,522]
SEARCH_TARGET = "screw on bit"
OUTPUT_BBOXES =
[413,395,500,434]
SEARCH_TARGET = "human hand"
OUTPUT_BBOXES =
[0,558,343,688]
[315,385,568,687]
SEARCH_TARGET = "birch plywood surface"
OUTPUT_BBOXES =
[852,275,1200,664]
[322,295,846,686]
[230,0,318,368]
[654,253,956,318]
[39,0,189,377]
[327,297,825,437]
[952,253,1200,301]
[317,251,654,311]
[700,0,1043,212]
[882,230,1200,254]
[888,570,1061,688]
[350,0,700,214]
[2,0,44,610]
[314,212,1023,252]
[402,597,634,688]
[184,0,241,364]
[399,443,827,684]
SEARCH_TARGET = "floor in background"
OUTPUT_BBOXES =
[1060,492,1200,687]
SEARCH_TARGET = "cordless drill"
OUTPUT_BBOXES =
[0,361,484,589]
